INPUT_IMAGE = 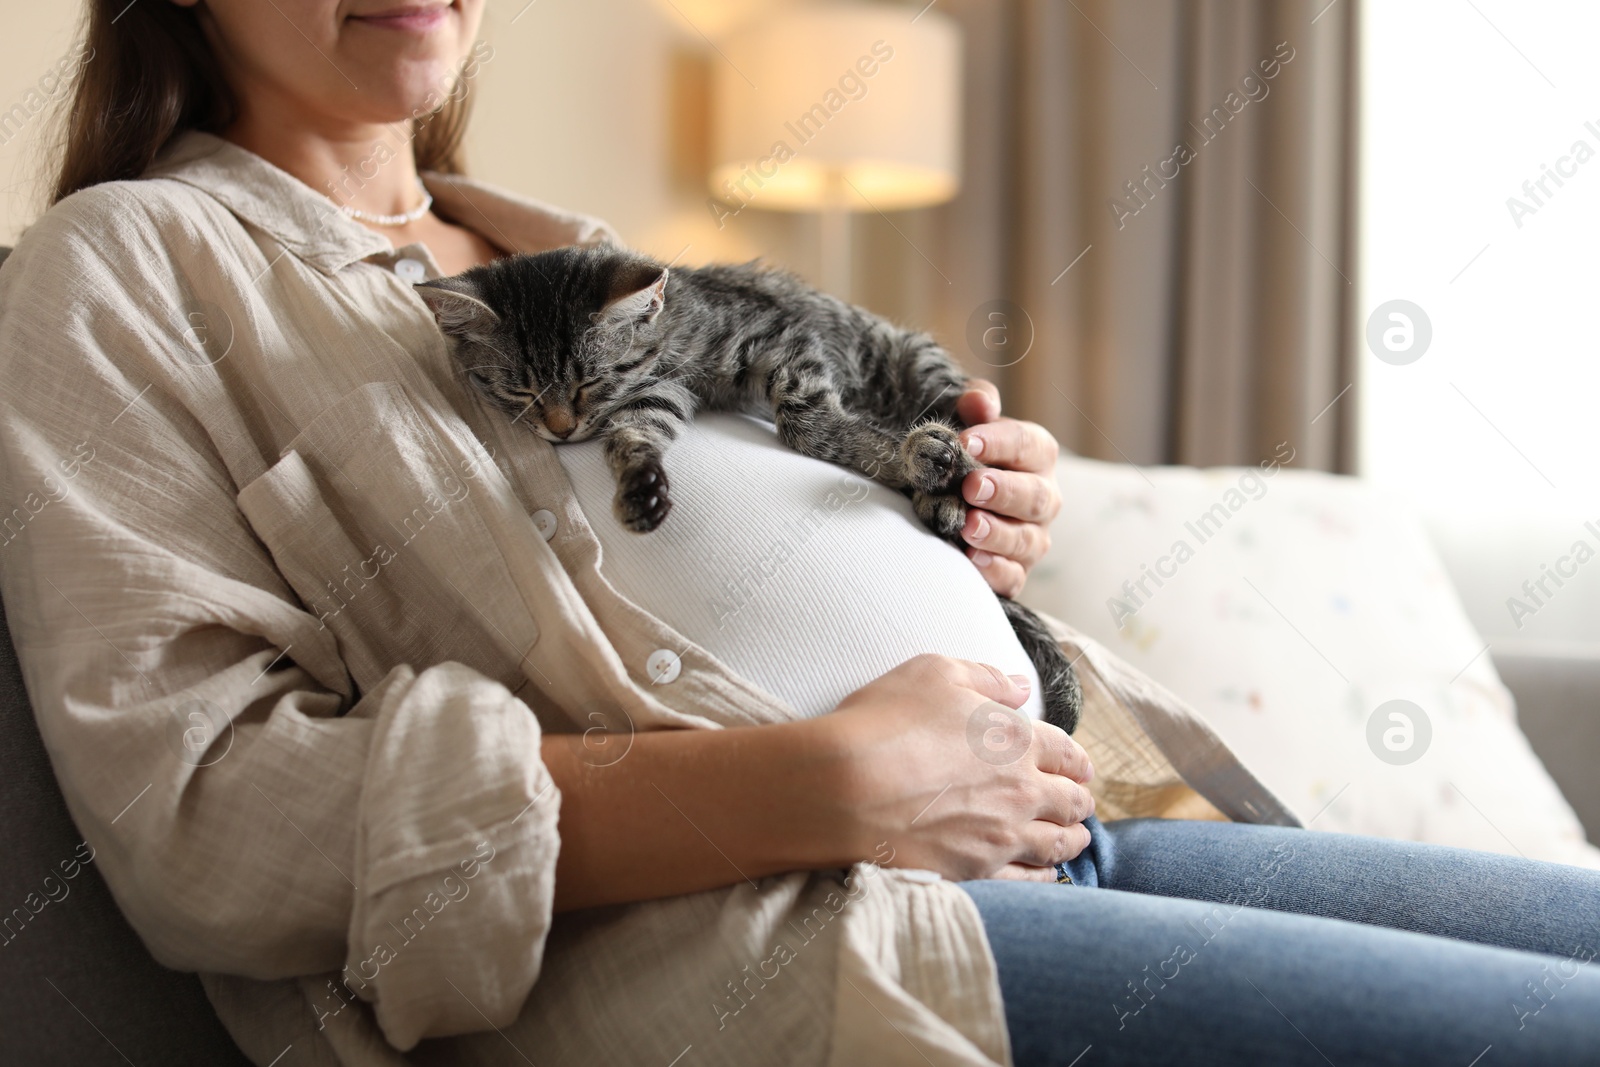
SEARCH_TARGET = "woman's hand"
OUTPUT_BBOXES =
[817,654,1095,883]
[955,380,1063,598]
[545,653,1093,910]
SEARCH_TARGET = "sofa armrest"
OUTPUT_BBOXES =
[1492,644,1600,845]
[0,592,251,1062]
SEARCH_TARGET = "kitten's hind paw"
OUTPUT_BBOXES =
[913,490,968,541]
[902,423,977,494]
[615,461,673,532]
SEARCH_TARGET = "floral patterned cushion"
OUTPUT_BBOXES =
[1024,454,1600,868]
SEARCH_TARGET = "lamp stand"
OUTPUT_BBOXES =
[818,170,852,301]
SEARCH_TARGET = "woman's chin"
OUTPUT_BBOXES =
[333,37,479,115]
[346,60,470,114]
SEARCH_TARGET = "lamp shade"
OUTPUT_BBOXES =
[710,3,963,213]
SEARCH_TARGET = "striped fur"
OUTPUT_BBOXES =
[417,246,1081,732]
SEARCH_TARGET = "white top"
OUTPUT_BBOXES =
[556,414,1045,719]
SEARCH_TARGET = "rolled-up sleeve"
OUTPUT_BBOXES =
[0,198,560,1050]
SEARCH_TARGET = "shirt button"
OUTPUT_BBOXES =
[646,649,681,685]
[530,509,557,541]
[395,257,427,283]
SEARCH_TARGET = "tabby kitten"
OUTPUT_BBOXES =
[416,247,1082,733]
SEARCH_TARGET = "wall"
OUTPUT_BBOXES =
[0,6,84,245]
[470,0,785,266]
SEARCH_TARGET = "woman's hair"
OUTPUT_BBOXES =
[52,0,471,205]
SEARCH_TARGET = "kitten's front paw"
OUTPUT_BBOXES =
[615,461,673,532]
[913,490,967,541]
[902,423,976,493]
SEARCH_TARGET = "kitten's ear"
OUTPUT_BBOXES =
[416,278,500,338]
[597,261,669,326]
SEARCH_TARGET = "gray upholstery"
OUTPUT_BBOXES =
[1493,649,1600,844]
[0,602,252,1063]
[0,244,251,1063]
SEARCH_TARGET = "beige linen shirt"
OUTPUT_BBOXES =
[0,132,1296,1067]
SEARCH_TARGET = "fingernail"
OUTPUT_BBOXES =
[971,550,994,568]
[970,512,991,542]
[1009,674,1032,692]
[965,433,985,458]
[973,475,996,503]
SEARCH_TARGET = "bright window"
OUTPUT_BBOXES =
[1361,1,1600,523]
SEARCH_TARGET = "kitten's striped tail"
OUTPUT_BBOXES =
[998,597,1083,734]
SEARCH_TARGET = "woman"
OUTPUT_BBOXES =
[0,2,1596,1065]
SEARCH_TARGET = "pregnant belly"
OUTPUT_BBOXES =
[554,414,1044,719]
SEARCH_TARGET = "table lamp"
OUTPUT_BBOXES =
[709,2,963,297]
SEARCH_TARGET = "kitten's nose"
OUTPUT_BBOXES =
[544,408,576,439]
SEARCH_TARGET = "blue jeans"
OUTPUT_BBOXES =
[960,818,1600,1066]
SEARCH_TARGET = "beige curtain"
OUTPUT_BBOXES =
[860,0,1360,472]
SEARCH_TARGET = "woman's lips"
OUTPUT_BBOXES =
[350,4,451,33]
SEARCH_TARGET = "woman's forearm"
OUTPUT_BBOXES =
[545,655,1093,912]
[545,718,857,912]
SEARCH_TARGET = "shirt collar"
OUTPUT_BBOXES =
[144,131,621,273]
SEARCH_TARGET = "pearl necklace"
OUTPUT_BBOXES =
[338,178,433,226]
